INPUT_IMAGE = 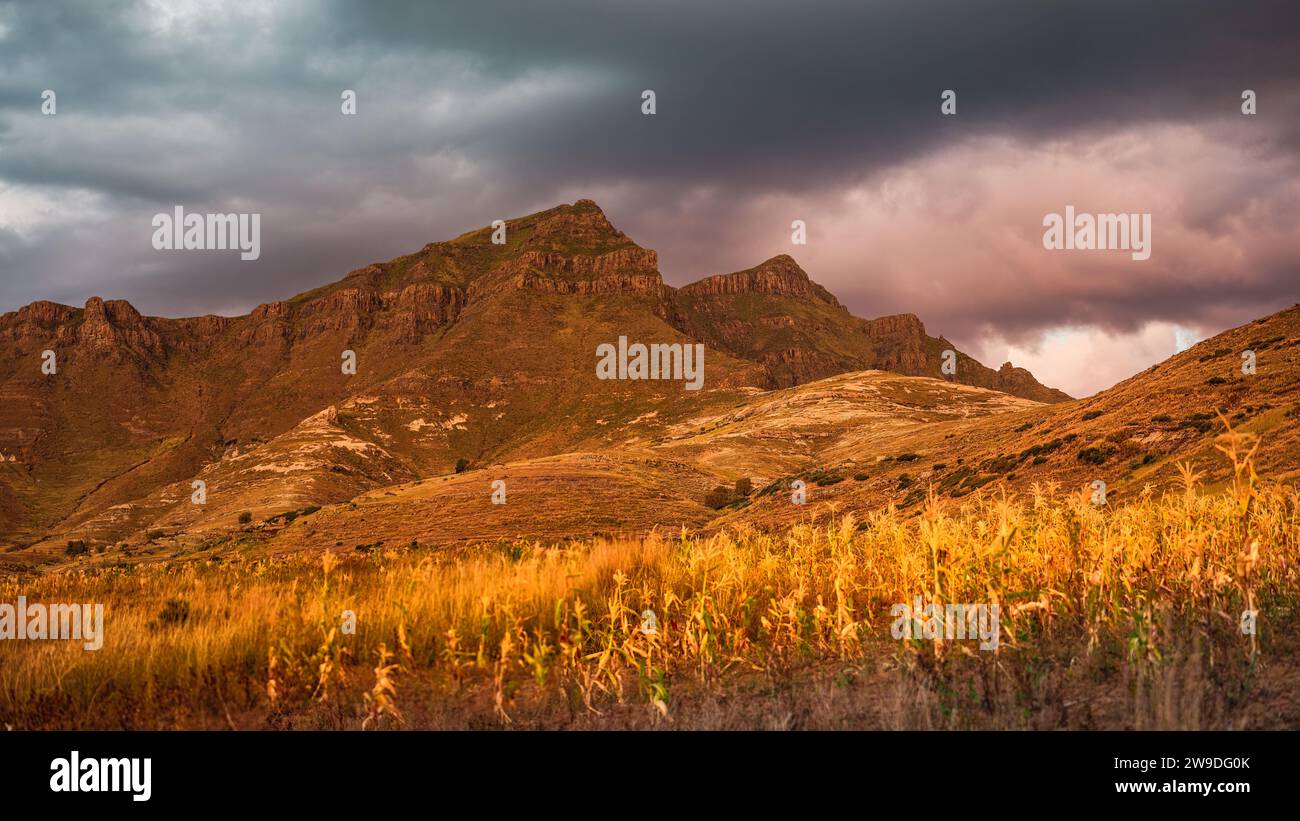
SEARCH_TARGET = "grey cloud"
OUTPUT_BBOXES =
[0,0,1297,364]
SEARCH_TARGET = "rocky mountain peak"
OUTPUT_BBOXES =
[8,300,77,330]
[74,296,163,356]
[531,202,631,251]
[678,254,842,307]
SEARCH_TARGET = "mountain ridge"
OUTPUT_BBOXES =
[1,199,1075,554]
[2,200,1068,399]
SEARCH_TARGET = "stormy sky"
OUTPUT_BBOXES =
[1,0,1298,396]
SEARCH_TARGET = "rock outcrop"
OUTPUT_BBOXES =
[679,255,842,307]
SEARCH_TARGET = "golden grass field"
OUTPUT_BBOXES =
[2,427,1296,730]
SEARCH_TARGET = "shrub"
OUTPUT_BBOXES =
[938,466,975,491]
[897,473,912,489]
[704,485,734,509]
[1128,454,1159,475]
[1246,335,1284,350]
[238,511,253,525]
[455,458,471,473]
[810,470,844,486]
[1151,414,1172,423]
[734,477,753,497]
[982,454,1019,474]
[146,530,165,541]
[1082,410,1104,421]
[1205,376,1227,385]
[65,539,88,556]
[1181,413,1214,433]
[1077,447,1110,465]
[1021,439,1063,459]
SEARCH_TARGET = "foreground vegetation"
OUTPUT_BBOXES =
[2,430,1296,729]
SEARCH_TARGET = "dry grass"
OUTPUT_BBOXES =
[2,426,1296,730]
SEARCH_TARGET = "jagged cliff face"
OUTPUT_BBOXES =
[677,254,842,305]
[666,255,1070,401]
[0,199,1067,551]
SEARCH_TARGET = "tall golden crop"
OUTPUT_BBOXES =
[2,432,1295,729]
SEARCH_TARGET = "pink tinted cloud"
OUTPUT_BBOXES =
[964,322,1199,399]
[641,123,1298,396]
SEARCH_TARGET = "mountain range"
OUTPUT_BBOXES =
[1,199,1295,565]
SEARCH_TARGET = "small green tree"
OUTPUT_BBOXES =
[455,457,470,473]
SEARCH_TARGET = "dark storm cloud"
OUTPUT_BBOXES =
[0,0,1297,394]
[326,0,1300,186]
